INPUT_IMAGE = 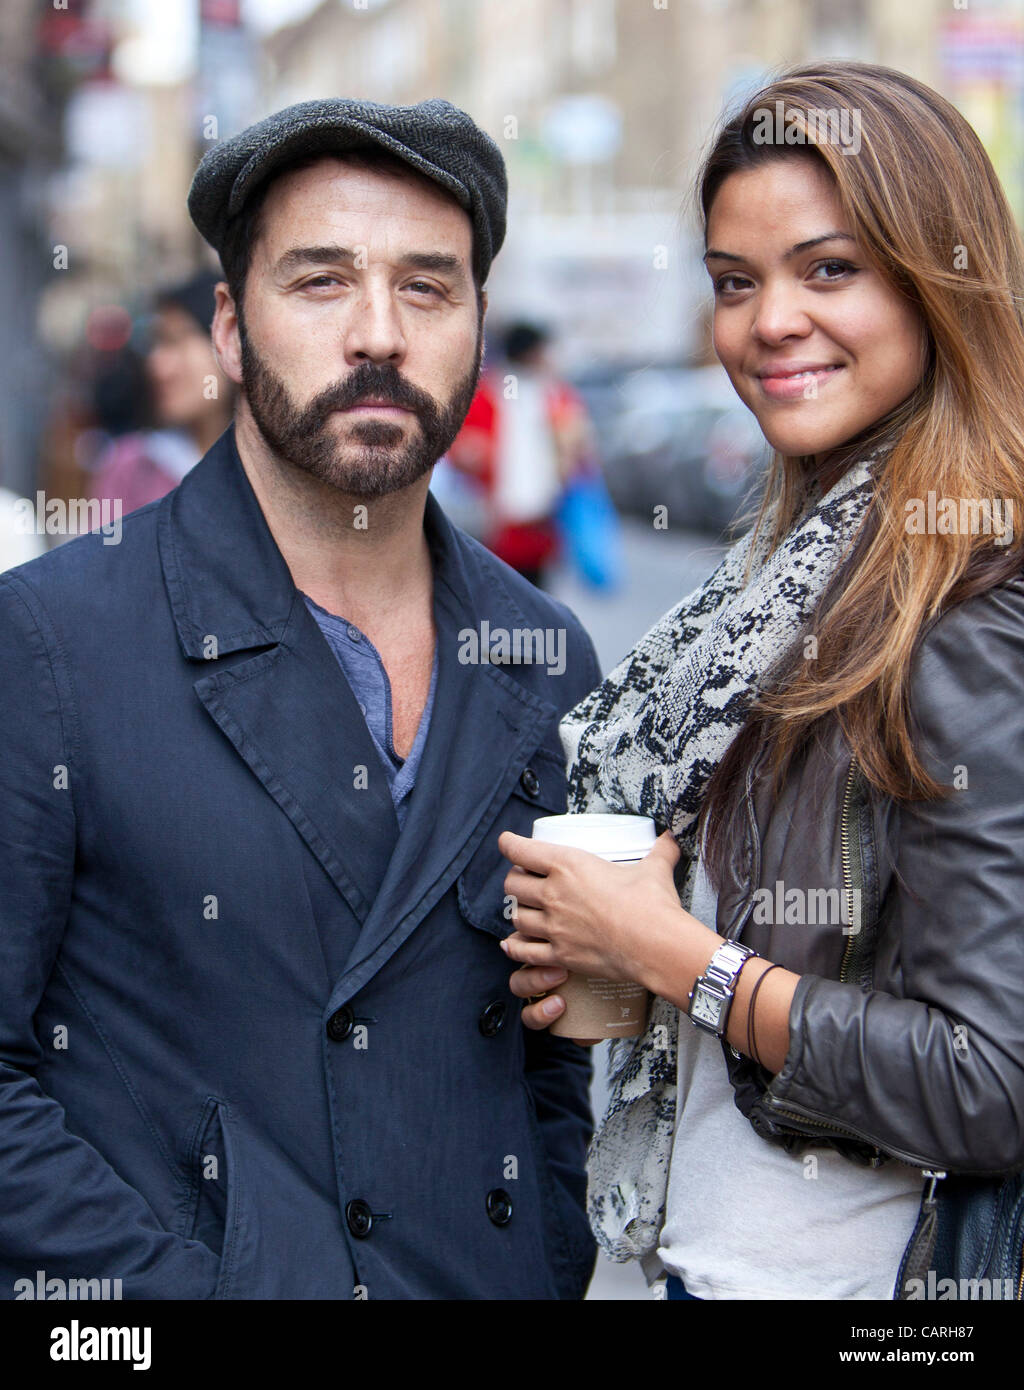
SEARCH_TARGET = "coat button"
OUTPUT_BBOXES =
[478,1001,508,1037]
[486,1188,513,1226]
[327,1006,354,1041]
[519,767,540,798]
[346,1199,373,1238]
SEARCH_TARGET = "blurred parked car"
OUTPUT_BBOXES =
[570,364,771,538]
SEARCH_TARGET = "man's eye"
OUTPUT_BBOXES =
[406,281,441,296]
[303,275,340,288]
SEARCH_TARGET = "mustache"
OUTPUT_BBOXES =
[304,362,440,421]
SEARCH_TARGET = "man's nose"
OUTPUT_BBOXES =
[343,283,407,366]
[751,279,813,345]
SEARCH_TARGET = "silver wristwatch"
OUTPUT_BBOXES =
[686,940,757,1037]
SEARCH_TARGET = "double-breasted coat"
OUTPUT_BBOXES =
[0,426,601,1300]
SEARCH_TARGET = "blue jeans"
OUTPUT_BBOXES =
[666,1273,703,1300]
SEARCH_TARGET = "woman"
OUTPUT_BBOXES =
[498,61,1024,1300]
[89,270,234,516]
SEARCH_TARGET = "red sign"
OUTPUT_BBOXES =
[200,0,242,27]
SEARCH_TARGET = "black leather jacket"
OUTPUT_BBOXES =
[708,568,1024,1299]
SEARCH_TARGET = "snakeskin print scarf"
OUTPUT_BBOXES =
[559,452,882,1265]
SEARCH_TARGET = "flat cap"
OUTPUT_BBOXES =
[187,97,507,282]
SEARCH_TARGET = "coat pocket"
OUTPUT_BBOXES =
[458,747,568,939]
[179,1097,245,1299]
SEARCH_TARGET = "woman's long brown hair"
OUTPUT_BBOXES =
[696,61,1024,890]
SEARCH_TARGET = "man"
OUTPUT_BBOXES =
[0,99,600,1300]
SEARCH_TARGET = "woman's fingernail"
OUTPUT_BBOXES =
[499,939,509,953]
[541,968,567,985]
[542,996,564,1018]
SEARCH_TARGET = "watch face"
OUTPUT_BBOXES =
[691,988,723,1028]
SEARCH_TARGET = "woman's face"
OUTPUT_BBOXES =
[705,157,928,461]
[147,304,229,430]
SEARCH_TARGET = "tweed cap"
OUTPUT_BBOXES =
[187,97,507,282]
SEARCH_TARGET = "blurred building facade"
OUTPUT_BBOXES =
[260,0,1024,369]
[0,0,68,494]
[8,0,1024,488]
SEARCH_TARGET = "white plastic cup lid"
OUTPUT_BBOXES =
[531,812,659,858]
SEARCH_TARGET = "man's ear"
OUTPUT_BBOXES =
[211,282,244,388]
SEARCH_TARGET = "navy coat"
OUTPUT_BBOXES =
[0,426,602,1300]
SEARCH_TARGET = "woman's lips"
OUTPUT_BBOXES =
[755,365,844,401]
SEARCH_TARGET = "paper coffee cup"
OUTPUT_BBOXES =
[529,813,658,1039]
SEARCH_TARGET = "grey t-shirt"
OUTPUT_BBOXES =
[657,853,925,1299]
[303,593,437,830]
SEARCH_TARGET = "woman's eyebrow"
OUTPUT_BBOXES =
[703,231,856,264]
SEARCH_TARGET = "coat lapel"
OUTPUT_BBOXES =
[158,424,559,989]
[158,425,399,922]
[332,560,558,1000]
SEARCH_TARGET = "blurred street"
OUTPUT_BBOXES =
[549,515,728,677]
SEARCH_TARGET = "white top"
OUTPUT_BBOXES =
[492,371,562,523]
[656,855,925,1299]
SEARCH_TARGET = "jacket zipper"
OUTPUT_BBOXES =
[890,1170,946,1301]
[723,754,763,942]
[723,758,764,1060]
[764,760,925,1164]
[749,747,912,1161]
[838,756,859,984]
[759,1091,940,1168]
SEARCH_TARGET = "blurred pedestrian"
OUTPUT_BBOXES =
[88,270,234,515]
[450,320,595,587]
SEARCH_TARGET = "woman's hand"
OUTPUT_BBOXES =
[498,828,689,985]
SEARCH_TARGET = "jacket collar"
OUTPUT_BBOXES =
[156,422,555,989]
[158,421,535,660]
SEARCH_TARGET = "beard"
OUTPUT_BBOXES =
[238,312,483,500]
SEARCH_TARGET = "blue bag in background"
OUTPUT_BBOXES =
[556,463,624,592]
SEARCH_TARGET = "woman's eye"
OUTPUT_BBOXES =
[714,273,752,296]
[811,259,857,282]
